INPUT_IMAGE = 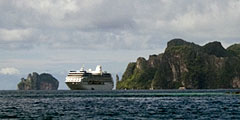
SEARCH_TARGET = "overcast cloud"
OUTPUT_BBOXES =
[1,0,240,50]
[0,67,20,75]
[0,0,240,89]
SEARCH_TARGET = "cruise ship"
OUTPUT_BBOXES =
[65,65,113,90]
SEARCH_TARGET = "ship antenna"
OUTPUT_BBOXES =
[80,64,85,71]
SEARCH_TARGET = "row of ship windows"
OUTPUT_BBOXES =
[70,81,104,85]
[68,74,111,76]
[66,79,81,82]
[88,81,104,85]
[71,82,81,84]
[67,78,82,80]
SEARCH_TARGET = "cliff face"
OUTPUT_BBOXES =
[117,39,240,89]
[18,72,59,90]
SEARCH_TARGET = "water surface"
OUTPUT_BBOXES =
[0,90,239,119]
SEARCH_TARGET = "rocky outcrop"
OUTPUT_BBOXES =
[18,72,59,90]
[227,43,240,57]
[117,39,240,89]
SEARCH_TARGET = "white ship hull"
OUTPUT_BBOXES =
[65,82,113,90]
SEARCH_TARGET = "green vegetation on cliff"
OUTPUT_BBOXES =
[117,39,240,89]
[227,44,240,57]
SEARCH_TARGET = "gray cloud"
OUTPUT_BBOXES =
[0,67,20,75]
[0,0,239,51]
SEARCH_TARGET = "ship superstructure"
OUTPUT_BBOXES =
[65,65,113,90]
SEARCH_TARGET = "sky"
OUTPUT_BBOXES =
[0,0,240,90]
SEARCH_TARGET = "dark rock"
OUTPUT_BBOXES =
[167,38,193,47]
[227,43,240,57]
[18,72,59,90]
[203,41,229,57]
[116,74,120,82]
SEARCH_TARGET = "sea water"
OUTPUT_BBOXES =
[0,90,239,119]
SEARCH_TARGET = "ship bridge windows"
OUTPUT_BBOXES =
[83,75,90,77]
[82,73,91,77]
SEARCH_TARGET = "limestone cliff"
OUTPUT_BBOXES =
[117,39,240,89]
[18,72,59,90]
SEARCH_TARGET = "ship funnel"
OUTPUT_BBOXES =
[96,65,102,73]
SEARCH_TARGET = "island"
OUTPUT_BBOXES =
[18,72,59,90]
[117,39,240,89]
